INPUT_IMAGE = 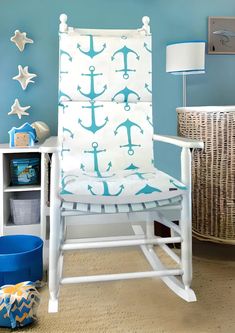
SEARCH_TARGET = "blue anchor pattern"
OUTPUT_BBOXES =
[112,87,140,111]
[88,181,124,197]
[143,42,152,94]
[59,49,73,81]
[124,163,139,171]
[78,66,107,100]
[61,173,76,195]
[145,81,152,94]
[146,115,153,127]
[62,127,74,139]
[125,171,155,180]
[114,119,143,155]
[78,101,108,133]
[77,35,106,58]
[60,49,73,62]
[60,143,70,160]
[59,90,72,102]
[136,184,161,195]
[58,32,187,203]
[169,179,187,190]
[83,142,114,178]
[144,42,152,53]
[111,45,139,79]
[59,70,68,81]
[58,102,68,113]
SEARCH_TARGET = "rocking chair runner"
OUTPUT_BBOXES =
[42,14,204,313]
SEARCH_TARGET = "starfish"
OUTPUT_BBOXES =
[8,99,31,119]
[13,65,37,90]
[10,30,33,52]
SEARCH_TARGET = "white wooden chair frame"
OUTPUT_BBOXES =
[42,15,204,313]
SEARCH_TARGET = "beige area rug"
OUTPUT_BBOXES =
[1,243,235,333]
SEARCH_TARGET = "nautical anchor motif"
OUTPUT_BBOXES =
[170,179,187,190]
[145,70,152,94]
[78,101,108,133]
[58,90,72,102]
[58,102,68,113]
[144,42,152,53]
[146,115,153,127]
[135,184,161,195]
[59,70,68,81]
[80,163,85,172]
[111,45,139,79]
[60,172,77,195]
[145,81,152,94]
[83,142,113,178]
[114,119,143,155]
[126,171,154,180]
[78,66,107,100]
[82,142,124,196]
[60,49,73,62]
[88,181,124,196]
[59,49,72,80]
[61,143,70,160]
[124,163,139,171]
[112,87,140,111]
[63,127,74,139]
[77,35,106,58]
[80,160,112,174]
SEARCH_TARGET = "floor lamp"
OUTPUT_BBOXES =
[166,41,206,107]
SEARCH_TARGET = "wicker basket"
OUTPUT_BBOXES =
[177,106,235,244]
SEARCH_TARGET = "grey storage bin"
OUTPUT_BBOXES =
[10,192,40,225]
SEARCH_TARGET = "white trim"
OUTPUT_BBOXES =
[60,269,183,285]
[153,134,204,149]
[61,235,181,251]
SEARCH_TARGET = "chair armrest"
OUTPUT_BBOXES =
[153,134,204,149]
[39,136,60,153]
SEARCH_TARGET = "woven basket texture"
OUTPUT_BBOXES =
[177,109,235,244]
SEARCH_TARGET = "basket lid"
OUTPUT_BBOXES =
[177,106,235,113]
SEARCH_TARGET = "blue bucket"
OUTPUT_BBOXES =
[0,235,43,286]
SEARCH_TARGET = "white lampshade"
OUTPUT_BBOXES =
[166,41,206,75]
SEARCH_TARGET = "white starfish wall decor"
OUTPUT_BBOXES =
[8,99,31,119]
[10,30,34,52]
[13,65,37,90]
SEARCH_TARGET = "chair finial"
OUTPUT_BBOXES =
[60,13,68,32]
[138,16,151,35]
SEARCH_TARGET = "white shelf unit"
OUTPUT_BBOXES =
[0,144,49,241]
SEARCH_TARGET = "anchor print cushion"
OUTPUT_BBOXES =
[59,101,153,172]
[58,30,187,204]
[59,32,152,103]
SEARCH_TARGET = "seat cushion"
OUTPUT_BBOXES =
[60,167,187,204]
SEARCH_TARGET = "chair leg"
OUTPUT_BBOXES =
[180,193,193,290]
[146,212,154,250]
[48,206,61,313]
[48,152,62,313]
[60,216,66,242]
[132,220,196,302]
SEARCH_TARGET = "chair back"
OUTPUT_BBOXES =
[58,25,153,178]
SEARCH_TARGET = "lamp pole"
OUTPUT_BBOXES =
[182,73,187,108]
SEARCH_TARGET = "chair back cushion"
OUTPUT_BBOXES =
[58,29,154,200]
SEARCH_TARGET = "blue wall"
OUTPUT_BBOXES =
[0,0,235,177]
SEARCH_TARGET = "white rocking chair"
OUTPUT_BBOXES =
[44,14,204,313]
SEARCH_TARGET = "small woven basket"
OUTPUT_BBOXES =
[177,106,235,244]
